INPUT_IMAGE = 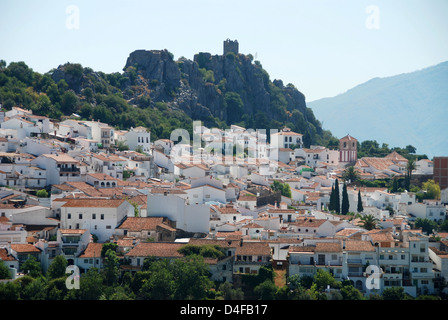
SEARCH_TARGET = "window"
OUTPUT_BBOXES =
[106,225,111,229]
[79,214,83,219]
[101,214,104,220]
[68,213,71,219]
[92,213,96,219]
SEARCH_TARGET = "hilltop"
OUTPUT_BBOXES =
[0,40,334,146]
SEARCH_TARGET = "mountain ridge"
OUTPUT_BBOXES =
[309,60,448,158]
[0,43,333,146]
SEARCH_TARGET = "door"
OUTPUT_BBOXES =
[318,254,325,265]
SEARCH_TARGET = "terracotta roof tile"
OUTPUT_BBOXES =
[10,243,41,253]
[78,242,103,258]
[117,217,166,232]
[61,198,126,208]
[315,242,342,252]
[126,242,184,258]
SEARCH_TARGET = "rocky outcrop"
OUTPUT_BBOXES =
[120,47,313,132]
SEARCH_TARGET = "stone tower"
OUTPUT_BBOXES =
[223,39,239,55]
[339,134,357,163]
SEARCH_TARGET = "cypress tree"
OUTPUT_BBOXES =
[357,189,364,213]
[341,182,349,215]
[329,185,335,211]
[334,179,340,214]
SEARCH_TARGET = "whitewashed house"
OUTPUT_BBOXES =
[31,153,81,185]
[407,201,446,223]
[122,126,151,153]
[59,198,133,242]
[146,193,210,234]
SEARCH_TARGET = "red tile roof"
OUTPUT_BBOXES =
[126,242,184,258]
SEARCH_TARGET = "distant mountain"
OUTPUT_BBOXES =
[309,61,448,158]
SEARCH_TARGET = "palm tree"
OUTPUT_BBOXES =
[359,214,379,231]
[342,166,360,185]
[405,159,416,191]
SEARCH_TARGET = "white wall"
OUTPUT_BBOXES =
[147,194,210,233]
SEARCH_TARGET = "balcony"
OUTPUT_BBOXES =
[348,272,364,277]
[58,167,80,173]
[383,272,403,280]
[379,258,407,266]
[347,258,363,265]
[410,271,433,279]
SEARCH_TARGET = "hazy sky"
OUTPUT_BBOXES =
[1,0,447,101]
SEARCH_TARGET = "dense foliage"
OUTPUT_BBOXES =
[0,60,192,141]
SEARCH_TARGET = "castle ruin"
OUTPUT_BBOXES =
[223,39,239,55]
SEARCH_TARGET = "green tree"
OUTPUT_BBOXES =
[139,261,175,300]
[35,94,52,115]
[414,218,438,235]
[115,140,129,151]
[46,255,68,280]
[60,90,79,115]
[382,286,411,300]
[78,268,104,300]
[20,276,47,300]
[0,281,20,300]
[0,260,11,279]
[341,182,350,215]
[334,179,340,214]
[359,214,379,230]
[270,180,291,198]
[313,269,336,291]
[103,249,120,286]
[342,166,360,184]
[218,282,244,300]
[46,278,69,300]
[172,256,213,300]
[340,284,364,300]
[36,189,49,198]
[357,189,364,213]
[101,242,117,257]
[21,255,42,278]
[421,179,441,200]
[329,185,336,212]
[405,159,416,191]
[224,92,244,125]
[253,279,277,300]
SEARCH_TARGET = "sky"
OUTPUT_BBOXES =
[0,0,448,102]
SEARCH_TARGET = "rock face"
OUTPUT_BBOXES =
[121,48,314,134]
[125,49,180,86]
[49,43,325,145]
